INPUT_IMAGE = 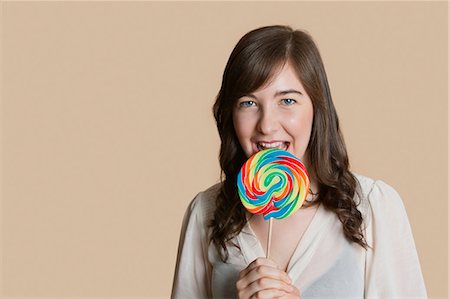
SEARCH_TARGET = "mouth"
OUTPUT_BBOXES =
[255,141,290,151]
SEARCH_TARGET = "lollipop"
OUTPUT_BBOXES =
[237,148,310,258]
[237,148,310,220]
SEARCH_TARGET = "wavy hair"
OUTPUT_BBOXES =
[211,25,368,261]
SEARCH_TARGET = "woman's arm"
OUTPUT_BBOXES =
[364,180,427,298]
[171,194,212,299]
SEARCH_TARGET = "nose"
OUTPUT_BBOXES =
[256,107,280,135]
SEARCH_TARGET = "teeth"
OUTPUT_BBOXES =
[257,142,288,151]
[261,141,282,148]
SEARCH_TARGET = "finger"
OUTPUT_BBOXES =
[249,289,286,299]
[237,264,292,291]
[239,258,279,279]
[293,285,300,296]
[247,277,295,294]
[276,285,301,299]
[244,265,292,287]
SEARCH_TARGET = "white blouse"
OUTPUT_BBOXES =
[171,174,427,298]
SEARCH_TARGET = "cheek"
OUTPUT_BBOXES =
[286,110,314,142]
[233,113,254,140]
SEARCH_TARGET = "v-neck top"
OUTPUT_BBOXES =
[171,174,427,299]
[244,202,320,273]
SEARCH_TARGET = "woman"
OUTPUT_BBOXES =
[171,25,427,298]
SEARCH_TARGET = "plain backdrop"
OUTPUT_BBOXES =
[1,1,448,298]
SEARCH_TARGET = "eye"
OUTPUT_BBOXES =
[239,100,256,108]
[281,98,297,105]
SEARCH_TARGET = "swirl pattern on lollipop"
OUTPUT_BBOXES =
[237,148,310,220]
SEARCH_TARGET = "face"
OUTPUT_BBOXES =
[232,62,314,164]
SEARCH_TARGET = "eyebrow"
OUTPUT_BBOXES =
[246,89,303,99]
[274,89,303,97]
[245,89,303,99]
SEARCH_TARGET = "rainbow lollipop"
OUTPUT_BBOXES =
[237,148,310,220]
[237,148,310,258]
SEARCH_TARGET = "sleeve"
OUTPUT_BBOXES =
[364,180,427,298]
[171,194,212,299]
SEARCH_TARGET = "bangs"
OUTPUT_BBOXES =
[225,31,291,102]
[232,57,286,100]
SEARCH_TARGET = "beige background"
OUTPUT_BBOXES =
[1,1,447,298]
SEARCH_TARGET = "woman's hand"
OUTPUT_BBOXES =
[277,285,300,299]
[236,257,301,299]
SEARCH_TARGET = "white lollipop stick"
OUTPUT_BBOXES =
[266,217,273,259]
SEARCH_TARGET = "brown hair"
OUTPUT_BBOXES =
[211,25,368,261]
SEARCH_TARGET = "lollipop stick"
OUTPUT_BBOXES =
[266,217,273,259]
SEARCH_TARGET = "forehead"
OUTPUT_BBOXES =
[250,62,305,95]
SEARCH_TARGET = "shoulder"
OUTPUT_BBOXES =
[353,173,407,223]
[187,182,222,224]
[353,173,405,217]
[354,173,403,205]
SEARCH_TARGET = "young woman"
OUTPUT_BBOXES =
[171,25,427,299]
